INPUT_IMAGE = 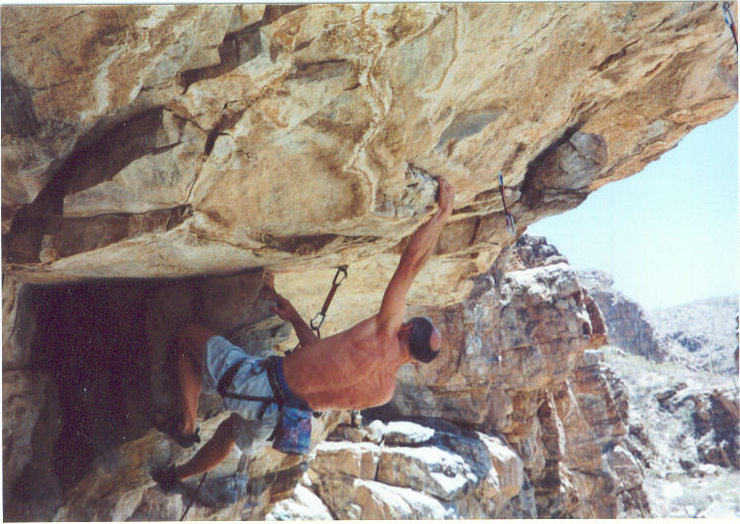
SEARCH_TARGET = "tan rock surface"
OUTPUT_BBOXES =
[2,3,736,520]
[304,419,534,519]
[2,4,736,323]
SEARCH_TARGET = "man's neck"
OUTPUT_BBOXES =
[395,332,413,366]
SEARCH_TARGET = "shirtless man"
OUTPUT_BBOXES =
[153,177,454,491]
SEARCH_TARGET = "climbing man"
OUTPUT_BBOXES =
[152,177,455,492]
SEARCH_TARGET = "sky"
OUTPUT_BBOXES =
[527,106,738,310]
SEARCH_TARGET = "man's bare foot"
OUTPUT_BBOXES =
[153,412,201,448]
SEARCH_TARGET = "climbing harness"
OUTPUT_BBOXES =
[723,2,738,51]
[180,472,208,521]
[217,356,313,455]
[309,265,348,339]
[498,172,517,237]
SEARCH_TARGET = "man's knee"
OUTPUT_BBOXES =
[178,323,217,359]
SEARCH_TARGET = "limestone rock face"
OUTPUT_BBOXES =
[384,236,596,428]
[2,2,736,521]
[2,3,736,315]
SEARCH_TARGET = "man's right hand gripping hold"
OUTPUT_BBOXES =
[153,177,455,492]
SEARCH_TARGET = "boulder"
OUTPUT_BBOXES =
[265,483,333,521]
[306,419,535,519]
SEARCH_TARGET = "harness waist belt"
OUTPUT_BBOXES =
[217,360,245,398]
[217,359,274,403]
[215,357,288,402]
[216,355,314,454]
[217,356,310,411]
[265,357,288,401]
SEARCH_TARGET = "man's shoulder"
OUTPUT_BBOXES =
[350,314,399,339]
[341,315,399,353]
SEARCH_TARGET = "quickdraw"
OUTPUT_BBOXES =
[309,265,348,338]
[723,2,738,51]
[498,172,517,237]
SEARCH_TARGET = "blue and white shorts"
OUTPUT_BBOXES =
[202,335,279,452]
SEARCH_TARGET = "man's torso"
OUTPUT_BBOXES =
[281,316,404,411]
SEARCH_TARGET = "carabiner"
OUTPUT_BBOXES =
[498,172,509,215]
[333,265,348,287]
[310,312,326,331]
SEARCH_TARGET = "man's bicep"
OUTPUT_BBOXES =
[377,263,414,332]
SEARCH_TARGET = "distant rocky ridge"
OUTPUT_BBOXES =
[578,268,738,375]
[577,270,663,360]
[648,296,739,375]
[577,270,738,517]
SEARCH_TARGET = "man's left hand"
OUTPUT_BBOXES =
[436,177,455,215]
[270,293,299,323]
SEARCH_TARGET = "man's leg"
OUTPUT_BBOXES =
[174,414,239,480]
[176,323,217,436]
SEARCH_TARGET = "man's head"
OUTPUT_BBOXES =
[404,316,442,363]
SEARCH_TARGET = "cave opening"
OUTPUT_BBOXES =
[22,278,186,492]
[10,267,281,514]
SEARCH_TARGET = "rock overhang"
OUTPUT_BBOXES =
[1,3,736,325]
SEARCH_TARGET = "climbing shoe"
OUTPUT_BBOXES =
[152,465,179,493]
[173,426,201,448]
[154,413,201,448]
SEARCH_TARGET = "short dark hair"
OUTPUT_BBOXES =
[408,316,440,363]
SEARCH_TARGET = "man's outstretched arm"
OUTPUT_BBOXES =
[377,177,455,333]
[270,293,319,346]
